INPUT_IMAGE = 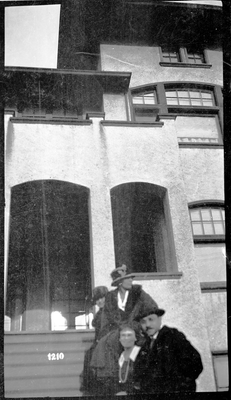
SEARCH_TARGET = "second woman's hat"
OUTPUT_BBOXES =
[91,286,108,304]
[110,264,135,287]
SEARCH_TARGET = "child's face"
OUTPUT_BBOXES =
[119,328,136,349]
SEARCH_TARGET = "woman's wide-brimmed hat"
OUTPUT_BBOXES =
[110,264,135,287]
[91,286,108,304]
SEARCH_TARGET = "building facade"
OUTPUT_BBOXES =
[4,0,227,397]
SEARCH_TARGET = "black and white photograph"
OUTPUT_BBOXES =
[2,0,229,398]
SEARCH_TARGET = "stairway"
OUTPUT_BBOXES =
[4,330,95,398]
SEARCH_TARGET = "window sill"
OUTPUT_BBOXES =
[10,117,92,125]
[133,272,183,280]
[4,328,95,335]
[179,143,223,149]
[200,281,226,292]
[101,120,164,127]
[159,62,212,68]
[194,235,225,243]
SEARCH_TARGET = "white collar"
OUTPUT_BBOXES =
[118,346,141,368]
[117,290,129,311]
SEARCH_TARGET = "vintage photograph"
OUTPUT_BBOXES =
[3,0,228,397]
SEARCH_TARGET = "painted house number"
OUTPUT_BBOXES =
[47,352,64,361]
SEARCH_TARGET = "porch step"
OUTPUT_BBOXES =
[4,330,95,398]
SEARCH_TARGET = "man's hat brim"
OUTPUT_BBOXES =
[135,308,165,320]
[111,273,135,287]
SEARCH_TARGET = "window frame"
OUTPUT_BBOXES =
[212,351,229,392]
[159,46,211,68]
[130,87,160,123]
[189,202,225,244]
[129,82,223,144]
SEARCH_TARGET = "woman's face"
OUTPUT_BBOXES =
[96,297,105,309]
[121,277,133,290]
[119,328,136,349]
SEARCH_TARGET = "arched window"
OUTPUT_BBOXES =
[130,82,223,144]
[110,182,177,274]
[189,202,225,283]
[5,180,92,332]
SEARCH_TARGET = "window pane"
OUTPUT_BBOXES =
[211,209,222,220]
[166,98,179,105]
[201,209,211,221]
[166,91,177,97]
[201,92,213,99]
[179,99,191,105]
[190,210,201,221]
[203,99,214,106]
[177,91,189,98]
[213,355,229,391]
[189,91,200,98]
[214,222,225,235]
[192,222,203,235]
[132,96,144,104]
[191,99,202,106]
[203,222,214,235]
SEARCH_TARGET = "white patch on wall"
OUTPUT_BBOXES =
[175,116,219,141]
[194,243,226,282]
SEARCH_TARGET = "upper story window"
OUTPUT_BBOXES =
[160,47,210,68]
[165,89,215,107]
[162,49,180,63]
[189,202,225,283]
[132,91,157,105]
[190,206,225,239]
[111,182,177,275]
[131,88,159,123]
[130,82,223,145]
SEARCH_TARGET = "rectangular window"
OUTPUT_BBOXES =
[213,353,229,391]
[161,49,180,63]
[166,89,215,107]
[190,207,225,237]
[160,47,209,66]
[132,91,157,105]
[186,50,205,64]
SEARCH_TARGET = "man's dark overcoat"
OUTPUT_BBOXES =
[134,325,203,393]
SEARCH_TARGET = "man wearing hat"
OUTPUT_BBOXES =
[133,305,203,393]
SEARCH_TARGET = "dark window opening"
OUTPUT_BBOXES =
[5,180,92,332]
[111,182,176,273]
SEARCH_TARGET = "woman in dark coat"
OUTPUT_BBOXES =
[90,264,158,395]
[80,286,108,395]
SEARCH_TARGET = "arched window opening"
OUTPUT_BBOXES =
[5,180,92,332]
[130,82,223,144]
[111,182,176,274]
[189,202,225,283]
